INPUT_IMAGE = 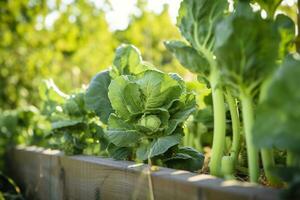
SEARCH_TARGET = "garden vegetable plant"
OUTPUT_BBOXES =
[165,0,238,177]
[85,45,204,171]
[165,0,298,187]
[40,80,108,155]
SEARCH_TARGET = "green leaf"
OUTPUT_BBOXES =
[107,114,142,147]
[165,94,196,135]
[164,40,209,75]
[110,44,148,78]
[85,70,113,124]
[124,82,144,114]
[136,70,182,109]
[136,144,149,161]
[214,2,280,93]
[164,147,205,171]
[177,0,227,50]
[107,143,132,160]
[150,134,182,157]
[108,75,132,119]
[253,54,300,153]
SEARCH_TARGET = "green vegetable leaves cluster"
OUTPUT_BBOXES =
[86,44,204,171]
[165,0,298,186]
[42,83,108,155]
[107,70,196,160]
[254,54,300,153]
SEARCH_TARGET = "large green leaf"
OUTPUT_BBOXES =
[124,82,144,114]
[107,114,142,147]
[164,147,205,171]
[177,0,227,50]
[136,70,182,109]
[110,44,148,78]
[214,2,280,93]
[107,143,133,160]
[150,134,182,157]
[253,54,300,153]
[136,144,149,161]
[164,40,209,75]
[108,76,132,119]
[85,70,113,124]
[136,134,183,160]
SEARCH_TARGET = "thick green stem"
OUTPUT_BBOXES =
[240,94,259,183]
[209,68,226,176]
[225,91,240,165]
[259,81,280,185]
[222,156,235,180]
[194,39,226,176]
[261,149,281,186]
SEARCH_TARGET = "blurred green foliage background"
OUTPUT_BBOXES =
[0,0,191,110]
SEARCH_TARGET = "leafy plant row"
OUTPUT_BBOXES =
[1,0,299,198]
[164,0,300,196]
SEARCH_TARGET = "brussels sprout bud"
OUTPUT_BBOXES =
[139,115,161,132]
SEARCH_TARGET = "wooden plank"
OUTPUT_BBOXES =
[8,146,280,200]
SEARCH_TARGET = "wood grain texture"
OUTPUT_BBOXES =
[8,146,280,200]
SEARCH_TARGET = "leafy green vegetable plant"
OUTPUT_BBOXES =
[164,0,230,176]
[253,54,300,193]
[214,1,295,183]
[42,81,108,155]
[86,44,204,171]
[165,0,297,184]
[213,2,280,182]
[106,69,196,160]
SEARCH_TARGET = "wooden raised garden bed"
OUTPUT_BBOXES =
[7,146,279,200]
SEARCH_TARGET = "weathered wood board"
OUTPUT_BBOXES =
[8,146,280,200]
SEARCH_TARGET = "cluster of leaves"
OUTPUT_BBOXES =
[40,80,108,155]
[85,45,204,171]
